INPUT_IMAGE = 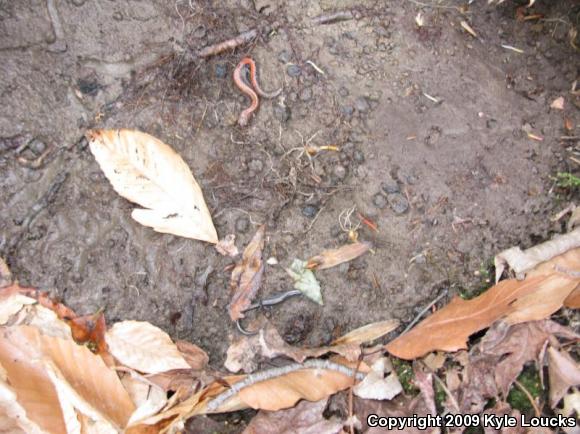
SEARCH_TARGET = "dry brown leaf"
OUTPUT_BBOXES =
[121,372,168,426]
[0,325,135,431]
[87,129,218,243]
[385,276,544,359]
[307,242,371,270]
[413,363,437,415]
[564,287,580,308]
[237,365,360,411]
[106,320,190,374]
[225,319,398,373]
[548,346,580,407]
[228,225,266,321]
[176,340,209,370]
[243,398,343,434]
[67,310,108,354]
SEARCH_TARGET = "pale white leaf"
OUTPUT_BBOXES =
[353,358,402,400]
[87,129,218,244]
[122,372,167,426]
[106,320,190,374]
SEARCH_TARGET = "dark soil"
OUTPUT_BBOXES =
[1,0,579,424]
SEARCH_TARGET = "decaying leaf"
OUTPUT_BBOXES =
[106,320,190,374]
[548,346,580,408]
[551,96,565,110]
[353,358,402,401]
[0,292,35,325]
[413,363,437,416]
[215,234,239,257]
[87,129,218,243]
[67,310,107,354]
[494,230,580,282]
[229,225,266,321]
[242,398,343,434]
[307,242,371,270]
[122,372,168,426]
[286,259,322,305]
[225,319,398,373]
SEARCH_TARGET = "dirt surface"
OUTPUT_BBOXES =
[1,0,579,394]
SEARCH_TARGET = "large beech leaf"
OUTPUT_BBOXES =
[87,129,218,243]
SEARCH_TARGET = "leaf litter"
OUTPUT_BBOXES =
[2,147,580,432]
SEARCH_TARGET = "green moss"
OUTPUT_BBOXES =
[391,358,418,395]
[555,172,580,190]
[507,366,542,414]
[434,380,447,409]
[459,259,494,300]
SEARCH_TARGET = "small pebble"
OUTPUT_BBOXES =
[340,105,354,117]
[278,50,291,63]
[353,149,365,163]
[112,11,123,21]
[287,64,301,77]
[248,159,264,173]
[381,176,399,194]
[273,103,291,123]
[235,216,249,233]
[387,193,409,214]
[215,64,227,79]
[77,78,100,96]
[71,0,86,5]
[302,204,318,218]
[355,96,370,112]
[333,165,347,180]
[373,193,387,209]
[299,87,312,101]
[29,138,46,154]
[338,87,349,97]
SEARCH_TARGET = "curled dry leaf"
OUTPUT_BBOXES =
[494,229,580,282]
[548,346,580,408]
[106,320,190,374]
[242,398,343,434]
[306,242,371,270]
[87,129,218,243]
[229,225,266,321]
[176,340,209,370]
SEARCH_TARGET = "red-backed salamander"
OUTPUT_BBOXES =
[233,57,281,127]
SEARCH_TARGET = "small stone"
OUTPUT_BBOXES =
[278,50,291,63]
[381,176,399,194]
[235,216,249,233]
[287,64,301,77]
[71,0,86,5]
[338,87,349,97]
[299,87,312,101]
[353,149,365,163]
[29,138,46,154]
[112,11,123,21]
[273,103,291,122]
[333,165,347,180]
[340,105,354,117]
[302,204,318,218]
[355,97,370,112]
[387,193,409,214]
[373,193,387,209]
[215,64,227,79]
[248,159,263,172]
[77,78,100,96]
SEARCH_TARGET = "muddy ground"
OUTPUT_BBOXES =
[1,0,579,425]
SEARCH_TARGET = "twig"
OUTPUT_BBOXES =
[514,380,541,417]
[206,359,365,412]
[303,205,325,234]
[197,26,271,58]
[402,290,448,335]
[311,10,356,25]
